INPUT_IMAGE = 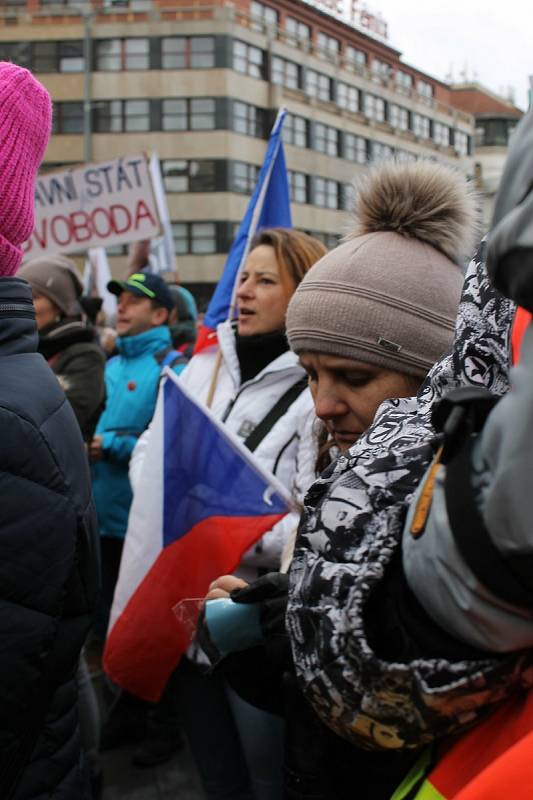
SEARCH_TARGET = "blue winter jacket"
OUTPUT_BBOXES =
[92,326,186,538]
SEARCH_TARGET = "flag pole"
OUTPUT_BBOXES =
[227,107,287,323]
[205,107,287,408]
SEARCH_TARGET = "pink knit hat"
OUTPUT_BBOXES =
[0,62,52,277]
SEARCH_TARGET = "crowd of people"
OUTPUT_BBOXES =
[2,59,533,800]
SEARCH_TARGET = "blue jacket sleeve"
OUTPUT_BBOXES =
[101,431,139,463]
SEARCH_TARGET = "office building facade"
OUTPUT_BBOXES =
[0,0,475,299]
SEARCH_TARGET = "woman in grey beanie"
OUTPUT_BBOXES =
[202,159,479,800]
[286,158,478,464]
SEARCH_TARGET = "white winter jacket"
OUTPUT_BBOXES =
[130,321,317,581]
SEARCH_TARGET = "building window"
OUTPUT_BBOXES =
[316,32,339,60]
[162,160,217,192]
[371,141,394,162]
[371,58,390,80]
[95,38,150,71]
[232,102,265,137]
[0,42,31,69]
[307,230,339,249]
[417,79,433,100]
[271,56,300,90]
[32,42,57,72]
[314,122,339,156]
[233,40,265,79]
[364,93,386,122]
[52,102,84,134]
[475,118,517,147]
[191,98,216,130]
[93,99,150,132]
[41,0,86,5]
[305,69,332,102]
[341,183,354,211]
[124,99,150,132]
[337,82,359,113]
[250,1,279,29]
[172,223,189,255]
[161,99,187,131]
[395,70,413,92]
[93,100,123,132]
[289,171,308,204]
[344,44,366,70]
[433,121,451,147]
[161,98,216,132]
[231,162,259,194]
[314,177,339,209]
[59,41,84,72]
[454,130,469,157]
[30,41,84,73]
[389,104,409,131]
[412,113,430,139]
[396,150,417,163]
[172,222,217,255]
[161,36,215,69]
[344,132,367,164]
[283,113,308,148]
[102,0,152,7]
[285,16,311,45]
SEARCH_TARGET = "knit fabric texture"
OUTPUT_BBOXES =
[286,231,464,379]
[0,62,52,276]
[18,255,83,317]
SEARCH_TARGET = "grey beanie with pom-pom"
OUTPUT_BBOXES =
[286,160,479,379]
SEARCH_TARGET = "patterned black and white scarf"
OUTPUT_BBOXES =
[286,245,533,750]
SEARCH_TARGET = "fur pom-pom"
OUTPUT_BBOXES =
[349,160,480,263]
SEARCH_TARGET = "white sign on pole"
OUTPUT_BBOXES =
[22,154,161,260]
[147,152,177,275]
[83,247,117,320]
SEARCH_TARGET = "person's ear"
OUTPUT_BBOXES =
[152,306,169,327]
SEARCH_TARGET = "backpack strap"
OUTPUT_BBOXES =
[244,378,308,453]
[437,388,533,609]
[154,347,189,373]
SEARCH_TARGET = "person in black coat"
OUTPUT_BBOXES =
[18,254,106,442]
[0,62,100,799]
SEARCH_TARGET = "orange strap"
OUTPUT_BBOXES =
[511,307,532,365]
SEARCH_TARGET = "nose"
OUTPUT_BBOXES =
[313,382,349,422]
[237,276,254,301]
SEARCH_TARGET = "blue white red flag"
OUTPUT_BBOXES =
[103,369,292,702]
[194,108,292,353]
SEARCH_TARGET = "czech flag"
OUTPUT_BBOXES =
[194,108,292,354]
[103,369,292,702]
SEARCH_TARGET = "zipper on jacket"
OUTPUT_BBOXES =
[221,371,277,423]
[0,302,35,318]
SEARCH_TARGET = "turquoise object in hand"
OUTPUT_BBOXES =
[204,598,264,658]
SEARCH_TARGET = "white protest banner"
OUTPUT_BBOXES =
[22,154,161,260]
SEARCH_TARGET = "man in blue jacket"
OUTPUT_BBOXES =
[89,272,186,638]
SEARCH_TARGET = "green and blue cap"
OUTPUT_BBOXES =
[107,272,174,312]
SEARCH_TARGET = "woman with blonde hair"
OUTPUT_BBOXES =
[129,227,327,799]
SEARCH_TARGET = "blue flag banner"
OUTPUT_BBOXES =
[196,109,292,351]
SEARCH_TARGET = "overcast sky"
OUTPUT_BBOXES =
[372,0,532,110]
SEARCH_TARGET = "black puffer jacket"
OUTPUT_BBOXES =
[0,278,100,799]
